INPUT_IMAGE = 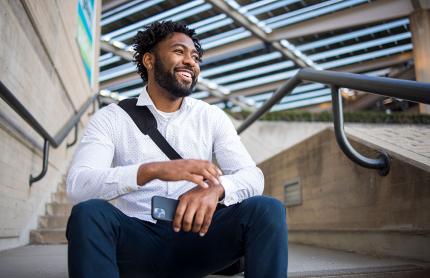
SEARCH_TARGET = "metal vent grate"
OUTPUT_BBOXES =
[284,179,302,207]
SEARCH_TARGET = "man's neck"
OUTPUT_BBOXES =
[146,82,183,112]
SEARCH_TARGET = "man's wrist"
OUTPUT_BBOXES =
[215,183,225,201]
[137,162,158,185]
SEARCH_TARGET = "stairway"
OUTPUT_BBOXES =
[30,181,70,244]
[25,180,430,277]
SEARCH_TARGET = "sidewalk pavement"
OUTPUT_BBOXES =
[1,243,429,277]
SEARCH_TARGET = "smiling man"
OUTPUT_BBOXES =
[66,21,288,278]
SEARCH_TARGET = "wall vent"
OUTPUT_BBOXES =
[284,179,302,207]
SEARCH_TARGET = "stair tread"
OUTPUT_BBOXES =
[30,229,67,245]
[40,215,68,219]
[32,228,66,231]
[1,244,429,278]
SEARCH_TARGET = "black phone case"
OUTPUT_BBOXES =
[151,196,179,221]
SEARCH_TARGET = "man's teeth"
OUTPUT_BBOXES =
[178,71,192,79]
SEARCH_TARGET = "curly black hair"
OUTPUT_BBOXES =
[132,21,203,83]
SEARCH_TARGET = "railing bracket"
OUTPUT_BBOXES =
[29,140,50,186]
[67,124,79,148]
[331,85,391,176]
[377,151,391,177]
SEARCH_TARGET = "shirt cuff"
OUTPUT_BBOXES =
[218,175,238,206]
[117,164,141,195]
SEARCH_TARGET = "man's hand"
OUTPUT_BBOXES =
[137,159,222,189]
[173,182,224,236]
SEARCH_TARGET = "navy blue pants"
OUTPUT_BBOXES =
[66,196,288,277]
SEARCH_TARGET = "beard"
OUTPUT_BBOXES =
[153,54,197,98]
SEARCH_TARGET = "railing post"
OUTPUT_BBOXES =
[29,140,50,186]
[67,124,79,148]
[330,85,390,176]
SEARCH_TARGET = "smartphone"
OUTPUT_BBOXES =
[151,196,179,222]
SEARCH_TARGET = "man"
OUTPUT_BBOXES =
[66,21,288,278]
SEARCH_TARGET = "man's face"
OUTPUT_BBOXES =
[152,32,201,98]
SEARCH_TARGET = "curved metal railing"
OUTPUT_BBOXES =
[0,81,99,185]
[237,68,430,176]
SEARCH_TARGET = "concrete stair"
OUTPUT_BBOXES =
[30,182,70,244]
[3,244,429,278]
[25,179,430,277]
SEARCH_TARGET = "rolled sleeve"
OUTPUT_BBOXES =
[212,107,264,206]
[218,175,238,206]
[118,164,141,195]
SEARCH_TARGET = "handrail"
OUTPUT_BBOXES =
[0,81,99,185]
[237,68,430,176]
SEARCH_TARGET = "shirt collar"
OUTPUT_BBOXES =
[136,86,192,111]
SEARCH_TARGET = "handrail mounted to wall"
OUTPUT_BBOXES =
[0,81,99,185]
[237,68,430,176]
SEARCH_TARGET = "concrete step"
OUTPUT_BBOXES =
[57,183,66,193]
[45,203,72,217]
[1,244,429,278]
[51,191,69,204]
[38,216,68,229]
[29,229,67,245]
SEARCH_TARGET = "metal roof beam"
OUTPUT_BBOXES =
[204,52,413,104]
[334,52,413,73]
[206,0,316,68]
[269,0,415,41]
[204,0,414,59]
[102,0,132,12]
[203,38,263,61]
[100,40,133,61]
[100,72,140,90]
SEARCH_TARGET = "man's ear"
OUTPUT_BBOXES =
[143,52,154,70]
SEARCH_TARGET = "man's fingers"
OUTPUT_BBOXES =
[211,165,223,177]
[173,200,187,232]
[182,205,198,232]
[192,209,206,233]
[185,173,207,188]
[202,169,219,185]
[199,210,214,236]
[206,165,219,178]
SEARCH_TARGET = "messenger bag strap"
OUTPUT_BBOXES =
[118,98,182,160]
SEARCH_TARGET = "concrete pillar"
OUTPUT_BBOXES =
[410,8,430,113]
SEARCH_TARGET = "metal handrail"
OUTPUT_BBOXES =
[0,81,99,185]
[237,68,430,176]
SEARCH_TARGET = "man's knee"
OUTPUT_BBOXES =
[242,196,286,226]
[71,198,110,214]
[68,199,113,224]
[67,199,116,238]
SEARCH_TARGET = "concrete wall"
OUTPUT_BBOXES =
[0,0,101,251]
[232,119,330,164]
[259,128,430,261]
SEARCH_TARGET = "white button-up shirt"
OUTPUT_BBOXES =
[67,88,264,223]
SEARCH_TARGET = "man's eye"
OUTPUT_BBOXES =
[174,49,183,54]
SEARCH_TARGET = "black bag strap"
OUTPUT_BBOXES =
[118,98,182,160]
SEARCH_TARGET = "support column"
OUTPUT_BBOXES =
[410,7,430,113]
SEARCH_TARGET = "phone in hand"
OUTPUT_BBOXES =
[151,196,179,222]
